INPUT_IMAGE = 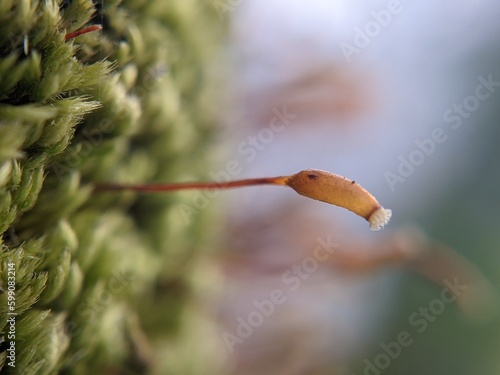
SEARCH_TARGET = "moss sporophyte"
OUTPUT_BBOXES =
[96,169,392,231]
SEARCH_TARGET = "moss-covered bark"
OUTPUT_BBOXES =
[0,1,223,374]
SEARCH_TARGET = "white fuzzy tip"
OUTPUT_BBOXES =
[368,207,392,231]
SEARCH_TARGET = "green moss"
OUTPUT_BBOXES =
[0,0,224,374]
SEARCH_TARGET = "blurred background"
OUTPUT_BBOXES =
[197,1,500,374]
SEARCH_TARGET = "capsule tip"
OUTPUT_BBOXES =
[369,207,392,231]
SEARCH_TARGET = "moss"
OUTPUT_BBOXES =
[0,1,223,374]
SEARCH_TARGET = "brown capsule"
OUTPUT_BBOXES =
[285,169,391,230]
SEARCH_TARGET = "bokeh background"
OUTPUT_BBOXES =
[207,1,500,374]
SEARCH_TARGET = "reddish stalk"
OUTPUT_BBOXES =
[65,25,103,41]
[95,176,290,193]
